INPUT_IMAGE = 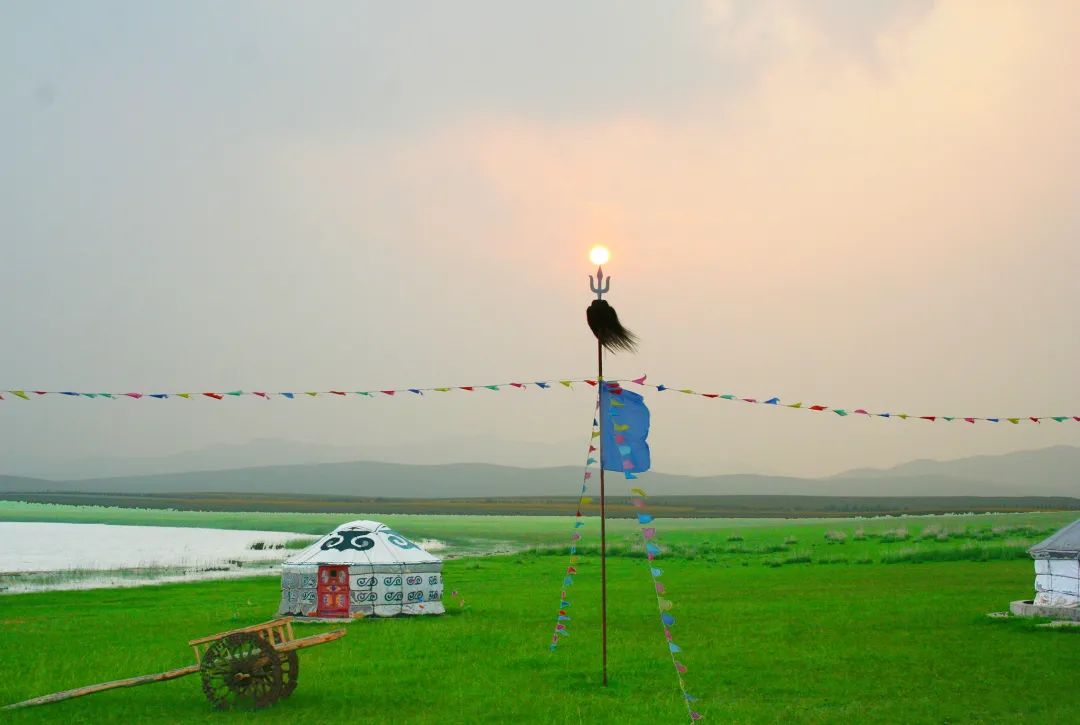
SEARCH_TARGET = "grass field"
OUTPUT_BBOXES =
[2,553,1077,723]
[2,508,1079,722]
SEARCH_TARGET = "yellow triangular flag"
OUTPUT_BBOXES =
[630,487,647,497]
[1007,417,1020,424]
[435,388,451,392]
[176,393,190,399]
[12,390,29,400]
[679,388,693,394]
[305,392,318,397]
[591,431,600,438]
[559,380,573,388]
[786,402,803,408]
[580,497,592,505]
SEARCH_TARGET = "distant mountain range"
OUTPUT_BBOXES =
[1,445,1078,498]
[0,436,581,480]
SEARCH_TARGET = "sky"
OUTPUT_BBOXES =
[3,1,1079,479]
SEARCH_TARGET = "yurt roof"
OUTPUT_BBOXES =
[1029,518,1080,559]
[285,520,441,567]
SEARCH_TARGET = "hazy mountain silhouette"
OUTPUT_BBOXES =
[1,445,1077,497]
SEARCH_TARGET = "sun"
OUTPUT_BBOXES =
[588,246,610,266]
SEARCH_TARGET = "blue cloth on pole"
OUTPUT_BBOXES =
[599,385,651,474]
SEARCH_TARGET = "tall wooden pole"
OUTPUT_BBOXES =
[598,340,608,687]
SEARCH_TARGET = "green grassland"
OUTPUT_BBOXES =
[2,508,1079,722]
[1,554,1076,724]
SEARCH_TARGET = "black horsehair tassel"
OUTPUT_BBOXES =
[587,299,638,354]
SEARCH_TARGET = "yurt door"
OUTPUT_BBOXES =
[316,566,350,617]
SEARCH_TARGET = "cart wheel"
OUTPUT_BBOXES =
[200,633,283,710]
[279,649,300,698]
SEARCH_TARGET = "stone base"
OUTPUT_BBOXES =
[1010,599,1080,622]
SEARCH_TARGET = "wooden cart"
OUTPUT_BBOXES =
[4,617,346,711]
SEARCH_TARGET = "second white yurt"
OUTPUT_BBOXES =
[1028,518,1080,608]
[278,520,444,619]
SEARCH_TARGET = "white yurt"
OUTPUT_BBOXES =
[1028,518,1080,608]
[279,520,444,619]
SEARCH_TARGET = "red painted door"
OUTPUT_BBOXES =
[316,566,350,617]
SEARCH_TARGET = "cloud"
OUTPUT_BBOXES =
[274,1,1080,474]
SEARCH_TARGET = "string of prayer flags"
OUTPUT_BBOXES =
[6,375,1071,428]
[550,400,601,652]
[601,381,700,719]
[623,376,1078,426]
[0,380,592,402]
[631,483,703,722]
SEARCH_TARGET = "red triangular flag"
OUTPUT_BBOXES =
[702,393,719,398]
[631,375,647,385]
[330,390,346,396]
[809,405,827,411]
[203,392,223,400]
[920,416,936,422]
[381,390,396,396]
[460,386,474,391]
[585,380,597,386]
[567,566,577,574]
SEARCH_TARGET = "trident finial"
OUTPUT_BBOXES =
[589,266,611,300]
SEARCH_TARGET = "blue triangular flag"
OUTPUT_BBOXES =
[669,642,682,653]
[661,612,675,625]
[651,567,663,577]
[281,392,295,399]
[637,513,653,524]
